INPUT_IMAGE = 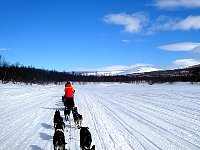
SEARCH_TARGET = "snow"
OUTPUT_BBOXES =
[69,64,161,76]
[0,82,200,150]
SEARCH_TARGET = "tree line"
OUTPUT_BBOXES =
[0,55,200,85]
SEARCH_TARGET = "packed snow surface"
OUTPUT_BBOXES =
[0,83,200,150]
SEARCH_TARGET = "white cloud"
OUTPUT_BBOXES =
[192,46,200,54]
[103,12,148,33]
[153,0,200,9]
[152,15,200,31]
[172,59,200,68]
[121,39,145,43]
[121,39,131,43]
[175,16,200,30]
[104,12,200,34]
[0,48,10,51]
[158,42,200,51]
[151,16,178,31]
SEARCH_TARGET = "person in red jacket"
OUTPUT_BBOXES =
[64,81,75,109]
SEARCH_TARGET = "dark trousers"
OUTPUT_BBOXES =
[64,97,74,110]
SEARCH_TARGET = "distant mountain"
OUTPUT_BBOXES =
[187,64,200,68]
[118,65,162,75]
[131,63,200,78]
[68,63,200,79]
[70,64,162,76]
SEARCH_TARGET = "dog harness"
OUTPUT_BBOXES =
[56,129,64,133]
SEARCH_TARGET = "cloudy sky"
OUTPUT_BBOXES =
[0,0,200,71]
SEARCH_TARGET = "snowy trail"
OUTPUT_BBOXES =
[75,83,200,150]
[0,83,200,150]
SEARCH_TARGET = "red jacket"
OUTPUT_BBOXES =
[64,83,75,98]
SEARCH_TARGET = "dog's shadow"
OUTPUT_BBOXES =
[39,132,52,141]
[29,145,44,150]
[41,123,52,129]
[41,106,64,111]
[55,102,64,107]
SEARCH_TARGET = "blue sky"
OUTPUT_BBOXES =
[0,0,200,72]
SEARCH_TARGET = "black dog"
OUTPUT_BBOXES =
[54,110,62,128]
[72,107,78,123]
[79,127,92,150]
[64,106,71,121]
[53,121,66,150]
[54,110,65,129]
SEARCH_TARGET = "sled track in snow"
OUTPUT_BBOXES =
[0,83,200,150]
[75,84,200,150]
[64,117,80,150]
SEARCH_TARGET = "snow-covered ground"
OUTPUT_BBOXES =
[0,82,200,150]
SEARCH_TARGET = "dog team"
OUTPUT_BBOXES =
[53,82,95,150]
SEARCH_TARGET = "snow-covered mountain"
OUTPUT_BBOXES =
[70,64,162,76]
[118,65,162,75]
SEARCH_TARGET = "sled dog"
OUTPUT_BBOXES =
[73,112,83,128]
[76,114,83,128]
[53,121,66,150]
[53,110,65,129]
[54,110,61,128]
[64,106,71,121]
[79,127,92,150]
